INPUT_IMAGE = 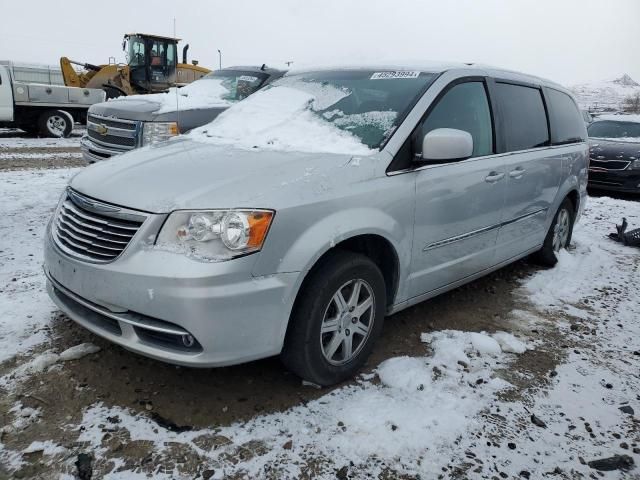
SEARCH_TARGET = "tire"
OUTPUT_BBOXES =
[532,198,575,267]
[281,251,387,386]
[38,110,73,138]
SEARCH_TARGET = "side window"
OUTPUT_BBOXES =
[417,82,493,158]
[546,89,587,144]
[167,44,176,67]
[495,83,549,151]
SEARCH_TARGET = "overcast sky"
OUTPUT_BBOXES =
[1,0,638,86]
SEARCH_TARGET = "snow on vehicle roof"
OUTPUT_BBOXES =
[284,62,566,91]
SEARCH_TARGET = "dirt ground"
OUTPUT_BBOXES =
[0,258,556,479]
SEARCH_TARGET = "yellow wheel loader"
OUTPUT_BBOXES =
[60,33,210,98]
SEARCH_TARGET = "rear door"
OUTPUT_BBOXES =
[493,81,562,260]
[0,66,14,122]
[408,79,507,298]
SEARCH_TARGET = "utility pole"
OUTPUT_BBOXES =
[285,61,294,67]
[217,49,222,70]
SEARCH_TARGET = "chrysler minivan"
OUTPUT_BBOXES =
[44,64,588,385]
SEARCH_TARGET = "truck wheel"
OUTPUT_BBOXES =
[38,110,73,138]
[532,198,575,267]
[281,251,386,386]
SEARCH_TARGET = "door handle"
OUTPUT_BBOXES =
[509,167,526,179]
[484,171,505,183]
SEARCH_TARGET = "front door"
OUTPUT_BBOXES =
[408,80,507,298]
[0,66,14,122]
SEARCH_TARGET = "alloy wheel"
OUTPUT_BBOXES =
[320,279,375,366]
[46,115,67,137]
[552,208,570,252]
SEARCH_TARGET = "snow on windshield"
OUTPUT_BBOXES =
[190,86,375,156]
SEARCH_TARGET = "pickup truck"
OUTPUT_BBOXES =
[81,65,285,162]
[0,61,105,137]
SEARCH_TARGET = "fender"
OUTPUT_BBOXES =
[253,204,414,303]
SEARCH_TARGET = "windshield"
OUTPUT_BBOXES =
[588,120,640,141]
[202,70,269,101]
[191,69,437,154]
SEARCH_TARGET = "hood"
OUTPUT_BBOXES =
[89,97,163,121]
[88,96,228,132]
[589,138,640,162]
[70,139,377,213]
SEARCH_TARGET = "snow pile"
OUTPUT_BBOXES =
[492,331,527,354]
[4,343,100,383]
[22,440,66,456]
[110,78,234,114]
[190,86,374,156]
[71,330,520,478]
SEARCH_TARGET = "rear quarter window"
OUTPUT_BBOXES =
[546,89,587,144]
[495,82,549,152]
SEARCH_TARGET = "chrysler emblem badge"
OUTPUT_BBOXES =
[67,189,121,214]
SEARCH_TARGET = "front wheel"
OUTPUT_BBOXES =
[281,251,386,386]
[533,198,575,267]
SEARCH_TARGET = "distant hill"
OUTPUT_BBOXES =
[571,74,640,112]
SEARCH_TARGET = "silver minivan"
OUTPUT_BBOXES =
[44,64,588,385]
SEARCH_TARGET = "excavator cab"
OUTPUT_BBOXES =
[123,33,179,93]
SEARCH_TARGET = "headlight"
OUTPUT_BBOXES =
[629,159,640,170]
[156,209,274,262]
[142,122,179,146]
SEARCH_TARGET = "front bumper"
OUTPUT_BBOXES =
[80,136,128,163]
[588,168,640,194]
[44,227,299,367]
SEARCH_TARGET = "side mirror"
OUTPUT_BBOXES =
[421,128,473,162]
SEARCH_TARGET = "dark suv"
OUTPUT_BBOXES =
[588,115,640,194]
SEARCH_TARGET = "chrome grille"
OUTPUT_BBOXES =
[87,129,136,147]
[589,158,631,171]
[86,113,139,152]
[52,190,146,263]
[88,114,136,131]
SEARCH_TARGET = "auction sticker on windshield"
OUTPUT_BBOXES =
[371,71,421,80]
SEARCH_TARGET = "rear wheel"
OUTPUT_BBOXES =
[533,198,575,267]
[281,251,386,386]
[38,110,73,138]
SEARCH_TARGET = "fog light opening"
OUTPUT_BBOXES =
[182,334,196,348]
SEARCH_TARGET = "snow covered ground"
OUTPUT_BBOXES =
[0,162,638,478]
[0,168,78,363]
[0,127,86,149]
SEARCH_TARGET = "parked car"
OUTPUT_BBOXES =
[581,109,593,125]
[587,114,640,194]
[44,64,588,385]
[0,61,105,137]
[81,65,285,162]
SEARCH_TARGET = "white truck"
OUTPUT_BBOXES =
[0,61,105,138]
